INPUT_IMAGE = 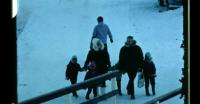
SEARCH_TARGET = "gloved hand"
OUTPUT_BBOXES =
[82,66,87,71]
[110,38,113,43]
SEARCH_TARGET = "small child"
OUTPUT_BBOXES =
[65,55,82,97]
[84,61,99,100]
[142,52,157,96]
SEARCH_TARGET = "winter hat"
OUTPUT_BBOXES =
[92,38,105,51]
[145,52,152,62]
[71,55,77,62]
[87,61,96,69]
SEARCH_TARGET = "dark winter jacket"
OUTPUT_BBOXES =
[118,41,144,73]
[65,61,82,81]
[84,49,111,74]
[142,61,156,77]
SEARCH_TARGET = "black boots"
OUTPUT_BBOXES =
[130,95,135,99]
[145,87,150,96]
[72,92,78,98]
[85,87,98,100]
[85,95,90,100]
[145,85,156,96]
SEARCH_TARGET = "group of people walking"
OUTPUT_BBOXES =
[65,16,157,100]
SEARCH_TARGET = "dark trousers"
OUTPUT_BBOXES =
[116,72,122,94]
[117,79,122,94]
[127,72,137,96]
[144,76,155,94]
[70,78,78,96]
[86,87,98,97]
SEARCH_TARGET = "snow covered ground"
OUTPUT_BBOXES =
[17,0,184,103]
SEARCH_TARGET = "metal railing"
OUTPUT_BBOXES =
[19,70,120,104]
[144,87,182,104]
[80,90,118,104]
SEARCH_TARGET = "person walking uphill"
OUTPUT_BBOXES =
[91,16,113,51]
[118,36,144,99]
[84,38,111,94]
[142,52,157,96]
[84,61,99,100]
[65,55,83,97]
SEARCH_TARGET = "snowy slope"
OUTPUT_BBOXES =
[17,0,184,103]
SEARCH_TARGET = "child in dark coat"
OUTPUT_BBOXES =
[143,52,157,96]
[84,61,99,100]
[65,55,82,97]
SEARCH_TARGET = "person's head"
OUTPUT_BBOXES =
[145,52,152,62]
[126,35,134,45]
[92,38,105,51]
[71,55,77,63]
[88,61,96,70]
[97,16,103,23]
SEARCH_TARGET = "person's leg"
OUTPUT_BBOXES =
[70,79,78,97]
[127,72,136,99]
[93,86,98,97]
[102,81,106,87]
[86,87,92,99]
[144,76,150,96]
[159,0,165,6]
[131,72,137,99]
[166,0,169,7]
[150,77,156,95]
[126,73,131,95]
[117,79,122,95]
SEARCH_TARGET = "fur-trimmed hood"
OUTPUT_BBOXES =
[124,40,137,47]
[92,38,105,51]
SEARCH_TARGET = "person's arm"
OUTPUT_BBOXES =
[106,25,113,43]
[152,62,156,76]
[65,64,70,80]
[136,46,144,68]
[77,64,84,71]
[92,26,97,38]
[118,47,126,73]
[83,51,91,70]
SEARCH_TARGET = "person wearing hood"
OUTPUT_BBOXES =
[84,38,111,93]
[65,55,82,97]
[118,35,144,99]
[84,61,99,100]
[142,52,157,96]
